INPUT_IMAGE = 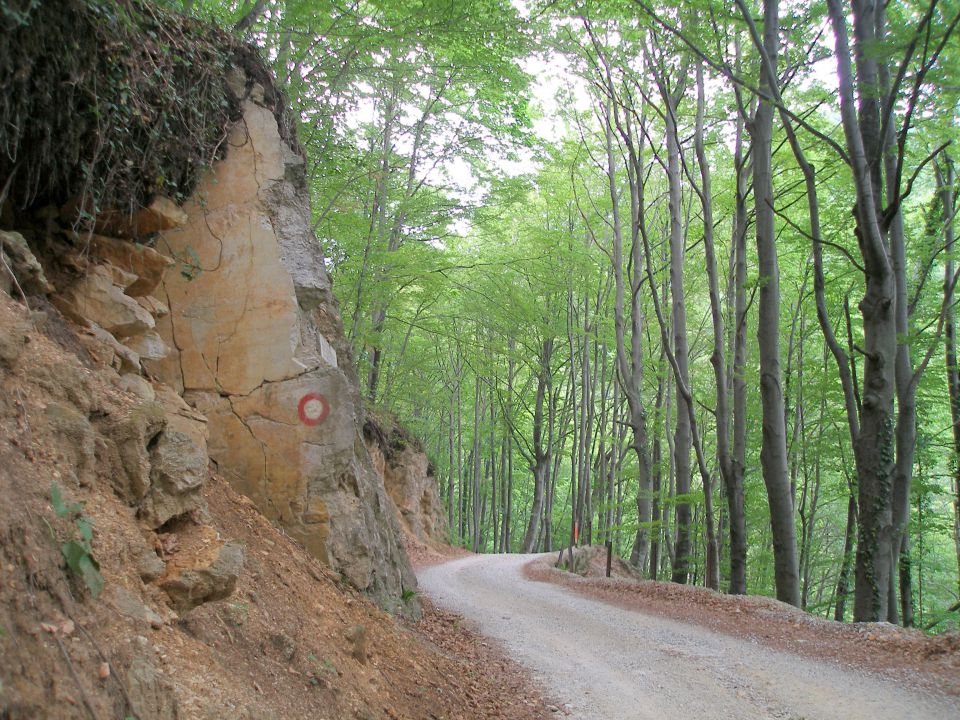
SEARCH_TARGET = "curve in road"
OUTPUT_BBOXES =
[418,553,959,720]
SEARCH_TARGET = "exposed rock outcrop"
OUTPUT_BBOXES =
[149,80,417,614]
[364,414,448,545]
[160,539,245,612]
[0,24,416,617]
[1,230,53,296]
[138,387,209,529]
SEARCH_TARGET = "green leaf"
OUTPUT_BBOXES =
[61,540,87,572]
[61,540,104,599]
[51,482,82,518]
[50,482,68,518]
[77,555,104,599]
[75,516,94,545]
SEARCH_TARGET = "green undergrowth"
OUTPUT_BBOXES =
[49,481,104,599]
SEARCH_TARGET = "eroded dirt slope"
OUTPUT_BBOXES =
[0,294,552,719]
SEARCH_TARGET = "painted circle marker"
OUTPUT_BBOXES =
[298,393,330,426]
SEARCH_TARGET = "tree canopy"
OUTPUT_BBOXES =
[180,0,960,630]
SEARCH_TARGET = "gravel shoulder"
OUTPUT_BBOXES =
[418,553,960,720]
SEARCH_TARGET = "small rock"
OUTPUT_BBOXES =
[29,310,48,329]
[125,330,170,361]
[137,295,169,318]
[138,403,208,528]
[85,234,175,296]
[106,263,139,290]
[270,632,296,661]
[45,402,95,485]
[159,541,245,612]
[137,549,166,583]
[0,314,30,368]
[126,654,178,720]
[118,373,156,402]
[89,196,188,241]
[56,264,155,339]
[344,624,367,664]
[108,587,165,630]
[83,322,141,374]
[99,400,166,503]
[98,662,111,680]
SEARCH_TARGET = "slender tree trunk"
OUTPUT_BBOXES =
[456,355,464,544]
[694,62,725,592]
[751,0,800,606]
[447,395,455,535]
[939,157,960,597]
[471,377,482,552]
[490,388,498,554]
[887,108,917,629]
[801,356,827,608]
[597,93,654,572]
[663,85,693,585]
[728,101,750,594]
[650,362,665,580]
[505,345,516,552]
[521,338,554,553]
[664,341,676,575]
[835,489,858,621]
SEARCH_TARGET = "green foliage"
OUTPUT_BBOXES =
[100,0,959,622]
[50,482,104,600]
[0,0,248,221]
[225,600,249,626]
[0,0,40,26]
[306,653,337,675]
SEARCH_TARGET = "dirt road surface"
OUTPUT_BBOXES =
[418,554,959,720]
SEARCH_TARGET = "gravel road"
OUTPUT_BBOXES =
[418,553,959,720]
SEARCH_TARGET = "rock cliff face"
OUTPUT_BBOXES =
[1,10,417,614]
[364,416,448,545]
[149,77,416,613]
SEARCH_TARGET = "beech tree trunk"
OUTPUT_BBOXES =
[827,0,900,622]
[520,337,554,553]
[588,42,655,573]
[663,83,693,585]
[727,90,751,595]
[939,157,960,596]
[752,0,800,606]
[694,62,725,593]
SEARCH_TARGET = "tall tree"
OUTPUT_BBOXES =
[744,0,801,606]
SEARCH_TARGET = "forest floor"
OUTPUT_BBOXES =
[419,552,960,720]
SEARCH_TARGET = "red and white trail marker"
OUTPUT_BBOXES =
[298,393,330,426]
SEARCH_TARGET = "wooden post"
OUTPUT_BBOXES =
[606,540,613,578]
